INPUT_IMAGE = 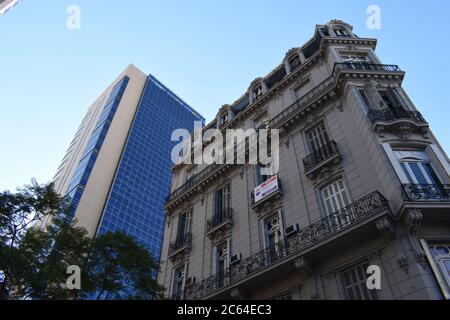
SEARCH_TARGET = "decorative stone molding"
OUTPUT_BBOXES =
[376,216,396,238]
[397,123,413,140]
[404,209,428,268]
[294,257,312,274]
[405,208,423,234]
[209,228,233,247]
[230,287,247,300]
[397,253,409,273]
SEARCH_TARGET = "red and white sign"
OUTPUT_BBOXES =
[254,175,279,203]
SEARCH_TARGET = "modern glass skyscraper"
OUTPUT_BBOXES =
[48,64,204,261]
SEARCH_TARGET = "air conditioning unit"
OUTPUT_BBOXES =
[185,277,196,287]
[285,224,299,237]
[230,253,242,265]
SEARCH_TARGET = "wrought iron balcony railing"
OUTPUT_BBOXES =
[206,208,233,234]
[332,62,402,73]
[401,184,450,202]
[166,63,402,206]
[268,63,402,130]
[168,233,192,257]
[175,191,390,300]
[368,109,427,124]
[303,141,340,172]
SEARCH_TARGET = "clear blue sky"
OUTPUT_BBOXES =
[1,0,449,191]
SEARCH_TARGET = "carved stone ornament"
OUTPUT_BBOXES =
[398,253,409,273]
[230,287,247,300]
[376,216,395,238]
[294,257,312,274]
[397,123,413,140]
[405,208,423,234]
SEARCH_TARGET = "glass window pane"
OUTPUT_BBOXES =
[408,162,428,184]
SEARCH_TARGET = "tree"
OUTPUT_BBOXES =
[84,231,164,300]
[0,181,164,300]
[0,181,63,299]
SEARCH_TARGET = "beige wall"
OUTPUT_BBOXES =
[158,21,450,300]
[49,64,147,237]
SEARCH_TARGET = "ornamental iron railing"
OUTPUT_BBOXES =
[166,63,402,206]
[173,191,390,300]
[368,109,426,124]
[168,233,192,257]
[401,184,450,202]
[303,141,339,172]
[206,208,233,234]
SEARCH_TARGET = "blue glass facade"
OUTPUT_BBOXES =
[96,75,204,260]
[65,76,130,221]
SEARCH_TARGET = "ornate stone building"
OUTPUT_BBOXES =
[157,20,450,300]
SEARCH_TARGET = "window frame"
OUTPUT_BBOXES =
[339,260,378,300]
[305,121,331,154]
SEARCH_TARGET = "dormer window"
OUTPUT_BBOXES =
[334,27,349,37]
[288,54,301,72]
[220,113,229,126]
[320,27,330,37]
[253,85,263,100]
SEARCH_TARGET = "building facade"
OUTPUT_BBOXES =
[157,20,450,300]
[0,0,19,16]
[47,64,205,262]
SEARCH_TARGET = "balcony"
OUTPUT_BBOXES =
[268,63,403,131]
[367,109,429,138]
[401,184,450,202]
[303,141,341,179]
[168,233,192,261]
[206,208,233,239]
[251,176,283,213]
[333,62,402,73]
[176,191,391,300]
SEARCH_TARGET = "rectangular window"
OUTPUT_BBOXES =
[214,184,231,221]
[288,54,302,71]
[396,151,441,185]
[341,261,378,300]
[378,89,396,110]
[216,242,230,288]
[255,164,271,186]
[321,179,350,215]
[171,264,187,297]
[306,122,330,154]
[220,113,229,126]
[358,89,372,111]
[253,85,263,100]
[340,53,369,63]
[176,210,192,242]
[427,243,450,295]
[335,28,349,36]
[263,210,284,249]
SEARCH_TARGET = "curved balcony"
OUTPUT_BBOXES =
[176,191,391,300]
[303,141,341,179]
[368,109,428,136]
